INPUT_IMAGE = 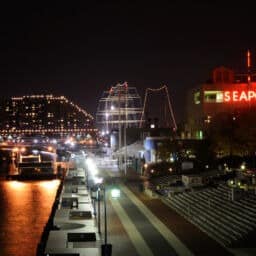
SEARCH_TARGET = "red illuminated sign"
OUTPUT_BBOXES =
[224,91,256,102]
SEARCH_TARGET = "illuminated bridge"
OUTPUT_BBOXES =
[0,95,96,137]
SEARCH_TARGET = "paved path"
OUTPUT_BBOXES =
[118,184,193,256]
[105,169,193,256]
[97,160,234,256]
[110,192,178,256]
[110,196,155,256]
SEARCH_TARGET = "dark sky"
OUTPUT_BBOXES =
[1,2,256,123]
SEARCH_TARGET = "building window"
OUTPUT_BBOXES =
[194,92,200,104]
[204,91,223,103]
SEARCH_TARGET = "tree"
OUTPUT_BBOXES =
[156,140,174,162]
[207,107,256,157]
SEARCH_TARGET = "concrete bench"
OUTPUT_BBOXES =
[67,232,96,242]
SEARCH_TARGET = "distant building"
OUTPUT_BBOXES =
[0,95,95,136]
[186,66,256,138]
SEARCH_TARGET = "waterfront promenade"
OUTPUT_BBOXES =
[39,153,242,256]
[41,156,190,256]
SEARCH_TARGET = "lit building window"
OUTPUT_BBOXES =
[204,91,224,103]
[194,92,200,104]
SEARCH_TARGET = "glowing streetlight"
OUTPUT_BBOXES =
[93,176,103,185]
[111,188,120,199]
[20,147,26,153]
[240,163,246,170]
[85,157,98,176]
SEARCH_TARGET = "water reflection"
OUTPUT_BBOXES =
[0,179,60,256]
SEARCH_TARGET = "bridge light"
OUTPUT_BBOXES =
[12,147,19,152]
[48,146,53,152]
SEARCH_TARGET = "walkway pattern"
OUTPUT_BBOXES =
[119,184,193,256]
[100,160,234,256]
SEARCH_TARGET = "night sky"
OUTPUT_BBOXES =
[1,2,256,123]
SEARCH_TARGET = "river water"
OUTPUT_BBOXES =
[0,179,60,256]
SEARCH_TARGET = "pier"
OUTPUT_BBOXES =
[36,154,103,256]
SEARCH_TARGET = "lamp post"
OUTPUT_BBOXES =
[103,187,107,244]
[124,83,128,176]
[87,154,120,256]
[101,185,112,256]
[118,84,122,172]
[92,178,112,256]
[91,186,97,216]
[97,187,101,234]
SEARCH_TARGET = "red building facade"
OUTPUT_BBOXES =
[187,66,256,138]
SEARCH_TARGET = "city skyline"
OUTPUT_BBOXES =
[2,2,256,122]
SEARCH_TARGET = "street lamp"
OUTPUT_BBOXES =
[85,155,117,256]
[97,186,101,235]
[100,184,112,256]
[97,181,120,256]
[91,186,98,217]
[111,188,121,198]
[90,177,111,255]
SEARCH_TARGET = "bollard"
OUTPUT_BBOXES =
[101,244,112,256]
